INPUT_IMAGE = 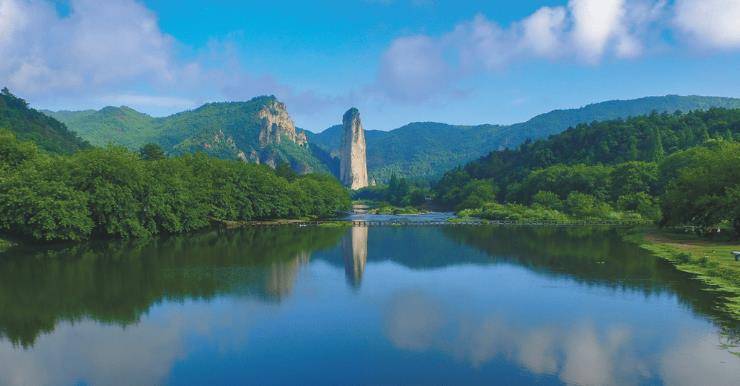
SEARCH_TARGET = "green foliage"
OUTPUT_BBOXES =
[139,143,165,160]
[565,192,613,219]
[456,180,497,210]
[0,135,350,242]
[660,141,740,235]
[0,130,37,169]
[0,88,89,154]
[0,157,93,241]
[511,164,612,203]
[456,108,740,199]
[353,174,430,207]
[434,108,740,234]
[532,191,563,211]
[460,202,570,223]
[610,161,659,200]
[617,192,661,221]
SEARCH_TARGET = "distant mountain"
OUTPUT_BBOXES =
[309,122,504,182]
[311,95,740,182]
[48,94,740,180]
[43,106,157,148]
[47,96,329,174]
[0,88,90,154]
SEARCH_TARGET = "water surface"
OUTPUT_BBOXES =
[0,225,738,385]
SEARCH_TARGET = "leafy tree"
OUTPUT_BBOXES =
[532,191,563,211]
[0,158,93,241]
[139,143,165,161]
[661,141,740,234]
[275,160,297,181]
[617,192,661,221]
[0,134,349,242]
[609,161,658,200]
[457,180,497,210]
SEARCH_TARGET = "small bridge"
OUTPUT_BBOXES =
[345,220,645,227]
[240,220,646,227]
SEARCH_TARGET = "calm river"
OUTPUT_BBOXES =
[0,225,738,385]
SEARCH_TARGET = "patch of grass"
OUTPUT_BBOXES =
[625,228,740,318]
[316,221,352,228]
[369,205,428,215]
[0,236,16,252]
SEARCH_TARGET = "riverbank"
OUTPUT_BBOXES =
[625,229,740,318]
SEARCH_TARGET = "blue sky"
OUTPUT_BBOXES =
[2,0,740,131]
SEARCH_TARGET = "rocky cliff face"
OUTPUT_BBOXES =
[257,100,307,147]
[340,108,368,189]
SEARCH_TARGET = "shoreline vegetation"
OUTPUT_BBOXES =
[625,229,740,318]
[0,131,350,243]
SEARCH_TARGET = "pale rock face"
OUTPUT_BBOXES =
[257,100,307,147]
[342,226,368,288]
[340,108,368,189]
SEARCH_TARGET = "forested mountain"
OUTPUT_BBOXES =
[48,94,740,180]
[450,108,740,193]
[43,106,157,148]
[434,108,740,233]
[311,95,740,182]
[0,88,89,154]
[47,96,329,173]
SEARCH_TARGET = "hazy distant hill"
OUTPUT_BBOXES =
[311,95,740,182]
[47,96,329,173]
[0,88,89,154]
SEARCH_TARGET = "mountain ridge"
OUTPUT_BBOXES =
[1,88,90,154]
[45,94,740,181]
[309,94,740,181]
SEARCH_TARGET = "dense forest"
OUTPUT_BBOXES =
[0,88,90,154]
[0,131,349,242]
[435,108,740,234]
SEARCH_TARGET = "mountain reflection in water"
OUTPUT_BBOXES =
[0,225,738,386]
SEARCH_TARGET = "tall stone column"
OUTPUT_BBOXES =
[340,108,368,189]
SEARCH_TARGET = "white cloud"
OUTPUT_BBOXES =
[674,0,740,49]
[375,35,453,102]
[0,0,338,119]
[520,6,567,58]
[0,0,177,96]
[374,0,740,103]
[570,0,624,61]
[375,0,666,102]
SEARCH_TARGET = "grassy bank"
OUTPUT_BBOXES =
[626,229,740,318]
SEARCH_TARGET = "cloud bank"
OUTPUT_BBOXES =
[0,0,339,116]
[376,0,740,102]
[1,0,739,121]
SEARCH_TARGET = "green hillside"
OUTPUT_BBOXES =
[48,94,740,180]
[43,106,157,148]
[435,107,740,215]
[48,96,329,174]
[0,88,89,154]
[311,95,740,182]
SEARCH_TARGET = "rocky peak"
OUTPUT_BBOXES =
[340,107,368,189]
[257,98,307,147]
